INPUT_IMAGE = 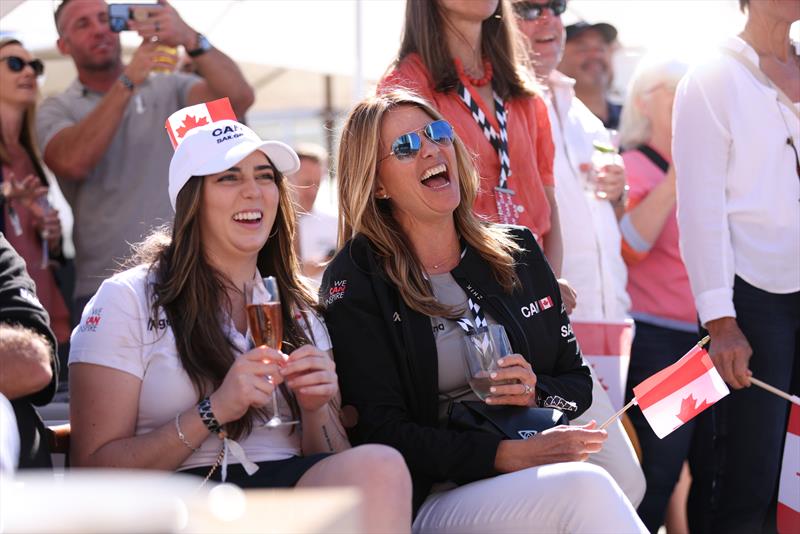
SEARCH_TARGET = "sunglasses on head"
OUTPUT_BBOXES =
[1,56,45,76]
[380,120,454,163]
[513,0,567,20]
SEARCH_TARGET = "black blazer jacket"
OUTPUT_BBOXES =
[321,225,591,511]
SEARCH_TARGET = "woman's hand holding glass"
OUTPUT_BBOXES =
[281,345,339,413]
[3,173,48,207]
[484,353,538,407]
[208,345,285,425]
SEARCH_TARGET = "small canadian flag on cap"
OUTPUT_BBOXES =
[165,97,237,149]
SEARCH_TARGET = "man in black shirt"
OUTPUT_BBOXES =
[0,232,58,469]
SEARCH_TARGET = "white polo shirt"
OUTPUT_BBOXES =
[69,265,332,470]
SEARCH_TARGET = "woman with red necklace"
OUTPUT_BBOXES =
[378,0,563,276]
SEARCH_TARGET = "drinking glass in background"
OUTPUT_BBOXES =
[244,276,298,427]
[462,324,514,400]
[588,137,622,200]
[151,45,178,74]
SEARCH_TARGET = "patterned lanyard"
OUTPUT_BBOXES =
[455,296,488,335]
[456,82,520,225]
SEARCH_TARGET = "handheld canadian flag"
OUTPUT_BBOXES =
[572,320,633,411]
[164,97,236,149]
[778,403,800,534]
[633,344,729,439]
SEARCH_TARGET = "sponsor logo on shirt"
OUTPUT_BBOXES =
[78,307,103,333]
[521,295,555,319]
[147,318,170,331]
[560,323,576,343]
[324,280,347,306]
[432,321,444,334]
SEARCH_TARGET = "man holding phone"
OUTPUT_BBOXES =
[36,0,254,321]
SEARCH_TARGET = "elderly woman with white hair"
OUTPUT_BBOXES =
[617,58,694,532]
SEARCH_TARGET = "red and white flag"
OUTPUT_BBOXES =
[778,403,800,534]
[572,320,633,411]
[164,97,236,149]
[633,344,729,439]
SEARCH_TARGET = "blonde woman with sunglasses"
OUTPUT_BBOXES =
[323,89,646,533]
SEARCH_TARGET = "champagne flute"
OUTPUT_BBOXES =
[245,276,298,427]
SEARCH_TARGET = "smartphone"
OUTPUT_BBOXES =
[108,3,159,33]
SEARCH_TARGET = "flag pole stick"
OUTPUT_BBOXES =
[750,378,800,406]
[599,398,637,430]
[698,335,710,348]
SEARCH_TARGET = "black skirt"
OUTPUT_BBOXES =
[180,453,332,488]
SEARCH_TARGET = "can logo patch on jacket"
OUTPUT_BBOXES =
[325,280,347,306]
[520,295,555,318]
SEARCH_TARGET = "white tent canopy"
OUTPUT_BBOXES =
[1,0,755,108]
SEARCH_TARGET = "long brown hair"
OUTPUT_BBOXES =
[0,39,47,184]
[337,90,520,318]
[396,0,537,99]
[132,160,317,440]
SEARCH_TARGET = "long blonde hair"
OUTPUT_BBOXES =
[0,39,47,183]
[337,90,520,318]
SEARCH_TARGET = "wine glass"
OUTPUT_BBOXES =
[244,276,299,427]
[462,324,514,400]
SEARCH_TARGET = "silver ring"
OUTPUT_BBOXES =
[523,384,533,395]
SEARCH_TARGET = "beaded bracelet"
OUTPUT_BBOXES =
[198,397,226,438]
[174,413,199,453]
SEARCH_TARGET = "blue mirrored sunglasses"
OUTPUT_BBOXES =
[380,120,454,162]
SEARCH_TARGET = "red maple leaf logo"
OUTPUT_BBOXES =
[677,393,713,423]
[176,114,208,138]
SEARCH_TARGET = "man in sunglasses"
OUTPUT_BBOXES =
[36,0,254,321]
[513,0,645,511]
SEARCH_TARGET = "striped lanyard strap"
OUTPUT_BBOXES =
[456,82,520,225]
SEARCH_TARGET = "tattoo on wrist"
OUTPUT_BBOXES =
[321,425,334,452]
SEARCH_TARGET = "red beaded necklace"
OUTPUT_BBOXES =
[454,57,494,87]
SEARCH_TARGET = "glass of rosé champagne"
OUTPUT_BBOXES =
[245,276,298,427]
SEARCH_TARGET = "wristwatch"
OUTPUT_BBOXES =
[187,33,211,58]
[118,73,135,92]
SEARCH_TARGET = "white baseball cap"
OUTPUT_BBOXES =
[167,119,300,210]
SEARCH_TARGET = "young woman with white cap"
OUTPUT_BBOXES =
[67,101,411,532]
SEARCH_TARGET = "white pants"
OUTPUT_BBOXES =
[572,364,646,507]
[413,462,646,533]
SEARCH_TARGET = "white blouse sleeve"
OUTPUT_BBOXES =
[673,66,737,326]
[69,277,147,379]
